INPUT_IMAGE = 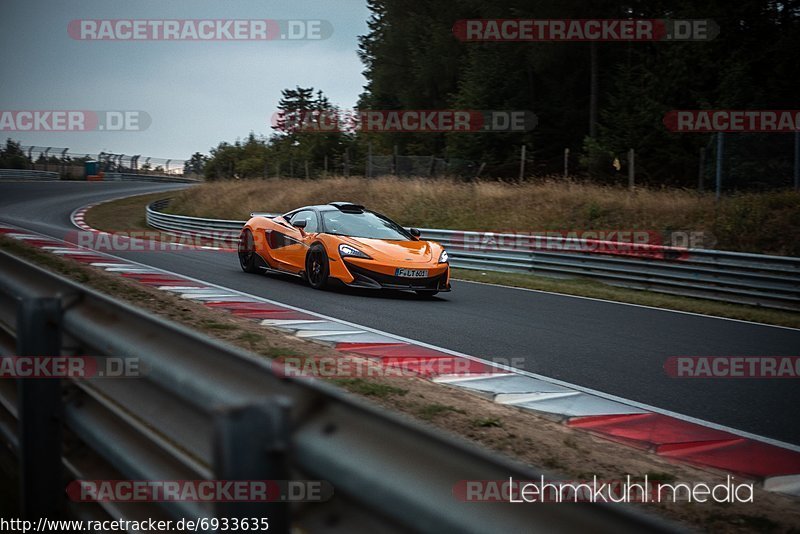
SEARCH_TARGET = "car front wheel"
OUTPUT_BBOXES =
[238,229,260,273]
[305,244,330,289]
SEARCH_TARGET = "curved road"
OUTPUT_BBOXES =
[2,181,799,445]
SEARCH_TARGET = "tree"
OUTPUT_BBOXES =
[183,152,209,175]
[0,138,28,169]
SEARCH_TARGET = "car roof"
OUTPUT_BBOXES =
[289,202,365,214]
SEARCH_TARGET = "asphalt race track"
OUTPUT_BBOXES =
[2,181,799,445]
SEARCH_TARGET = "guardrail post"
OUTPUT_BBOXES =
[16,297,63,520]
[213,399,291,533]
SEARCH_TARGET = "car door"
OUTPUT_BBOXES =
[267,210,318,273]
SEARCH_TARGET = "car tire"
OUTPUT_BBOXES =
[305,243,330,289]
[415,290,439,298]
[238,229,260,273]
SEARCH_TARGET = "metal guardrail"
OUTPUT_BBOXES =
[0,250,672,532]
[145,200,800,311]
[0,169,60,180]
[0,168,200,183]
[103,172,201,183]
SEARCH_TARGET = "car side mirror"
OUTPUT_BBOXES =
[409,228,421,238]
[293,220,307,229]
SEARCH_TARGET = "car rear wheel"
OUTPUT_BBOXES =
[238,229,260,273]
[305,244,330,289]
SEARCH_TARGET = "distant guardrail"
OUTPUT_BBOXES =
[102,172,201,183]
[0,168,200,183]
[145,200,800,311]
[0,169,60,180]
[0,249,673,532]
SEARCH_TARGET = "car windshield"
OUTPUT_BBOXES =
[322,210,411,240]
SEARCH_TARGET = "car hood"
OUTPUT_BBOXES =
[342,237,434,263]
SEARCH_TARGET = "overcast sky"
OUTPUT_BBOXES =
[0,0,370,159]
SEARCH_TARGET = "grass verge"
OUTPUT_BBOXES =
[164,177,800,256]
[83,191,176,233]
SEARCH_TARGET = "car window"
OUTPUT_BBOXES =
[289,210,318,233]
[322,210,411,240]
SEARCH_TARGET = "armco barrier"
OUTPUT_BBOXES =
[145,200,800,311]
[102,172,201,183]
[0,169,60,180]
[0,168,200,183]
[0,249,673,532]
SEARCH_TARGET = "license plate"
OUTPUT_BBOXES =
[395,268,428,278]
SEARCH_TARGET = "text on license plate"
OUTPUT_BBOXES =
[395,268,428,278]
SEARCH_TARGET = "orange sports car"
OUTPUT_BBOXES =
[238,202,450,296]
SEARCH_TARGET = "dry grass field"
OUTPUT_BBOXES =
[165,177,800,256]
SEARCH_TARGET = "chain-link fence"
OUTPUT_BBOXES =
[268,152,480,180]
[7,146,191,180]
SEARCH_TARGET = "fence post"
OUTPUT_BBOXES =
[60,148,68,177]
[16,297,63,521]
[366,142,372,178]
[213,399,291,533]
[519,144,526,181]
[698,147,706,192]
[563,148,570,178]
[794,131,799,191]
[628,148,635,191]
[715,132,724,201]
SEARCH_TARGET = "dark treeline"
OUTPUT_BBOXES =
[201,0,799,187]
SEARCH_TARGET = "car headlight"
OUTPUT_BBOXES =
[339,244,371,259]
[439,249,449,263]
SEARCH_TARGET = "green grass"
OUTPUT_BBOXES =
[332,378,408,398]
[199,320,239,331]
[471,417,503,428]
[84,191,175,233]
[416,403,466,421]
